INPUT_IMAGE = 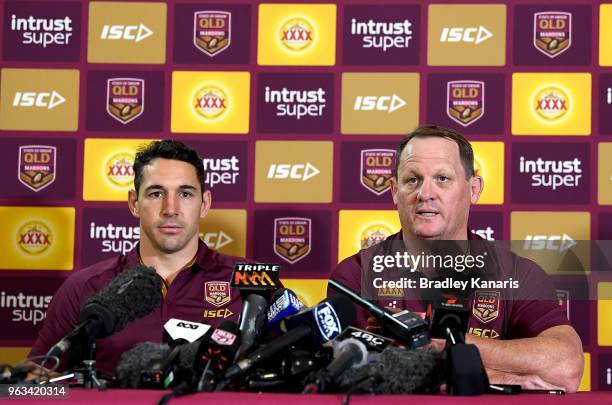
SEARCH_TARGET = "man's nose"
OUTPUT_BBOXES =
[162,195,178,216]
[417,178,435,201]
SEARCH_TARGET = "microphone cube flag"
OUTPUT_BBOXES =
[230,263,281,290]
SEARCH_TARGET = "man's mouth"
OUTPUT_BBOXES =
[416,210,439,218]
[158,224,183,234]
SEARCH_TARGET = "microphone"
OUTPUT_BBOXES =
[224,294,356,380]
[116,342,171,389]
[328,279,429,348]
[47,265,162,360]
[231,263,281,359]
[336,346,444,394]
[303,338,368,393]
[266,288,305,335]
[163,318,211,346]
[195,320,241,392]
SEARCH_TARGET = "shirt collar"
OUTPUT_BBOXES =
[125,239,211,271]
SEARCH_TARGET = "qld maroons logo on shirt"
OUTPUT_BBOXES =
[194,11,231,56]
[18,145,56,192]
[447,80,484,127]
[106,78,144,124]
[533,12,571,58]
[472,290,500,323]
[360,149,394,195]
[204,281,231,307]
[274,217,311,264]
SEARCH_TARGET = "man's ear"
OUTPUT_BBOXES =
[128,189,139,218]
[200,189,212,219]
[470,175,484,204]
[390,176,399,206]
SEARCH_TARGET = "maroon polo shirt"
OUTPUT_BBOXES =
[30,240,247,376]
[329,231,571,341]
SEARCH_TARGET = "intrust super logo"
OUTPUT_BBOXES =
[512,73,591,135]
[1,290,52,327]
[89,221,139,256]
[343,5,420,65]
[0,69,79,132]
[341,73,419,134]
[258,4,336,65]
[171,71,249,133]
[255,141,333,203]
[512,143,589,204]
[88,2,166,64]
[257,73,333,133]
[83,138,155,201]
[0,206,74,270]
[2,1,81,61]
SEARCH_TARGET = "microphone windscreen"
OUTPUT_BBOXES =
[116,342,170,388]
[80,264,162,337]
[337,347,444,394]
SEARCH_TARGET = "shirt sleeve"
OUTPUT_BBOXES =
[506,257,571,339]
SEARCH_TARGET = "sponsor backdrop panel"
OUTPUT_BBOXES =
[0,0,609,387]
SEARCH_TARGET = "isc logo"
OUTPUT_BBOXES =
[523,234,576,252]
[353,95,406,113]
[100,24,153,42]
[267,163,320,181]
[13,91,65,109]
[440,26,493,45]
[202,231,233,250]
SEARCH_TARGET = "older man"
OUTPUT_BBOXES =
[329,125,583,392]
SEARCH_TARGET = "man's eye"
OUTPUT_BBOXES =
[180,191,193,198]
[407,177,418,185]
[438,176,449,182]
[149,191,162,198]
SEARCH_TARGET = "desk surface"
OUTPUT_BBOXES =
[1,389,610,405]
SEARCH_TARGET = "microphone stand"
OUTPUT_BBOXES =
[444,326,488,396]
[70,341,107,390]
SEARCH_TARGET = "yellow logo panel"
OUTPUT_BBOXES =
[338,210,400,262]
[0,206,74,270]
[280,278,328,307]
[579,352,590,391]
[83,138,156,201]
[199,209,246,257]
[600,5,612,66]
[512,73,591,135]
[427,4,506,66]
[171,71,250,134]
[88,1,167,64]
[598,282,612,346]
[0,348,31,366]
[258,4,336,66]
[254,141,333,203]
[510,211,590,275]
[472,142,504,205]
[599,143,612,205]
[341,73,420,135]
[0,68,79,132]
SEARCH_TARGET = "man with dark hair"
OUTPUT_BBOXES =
[329,125,583,392]
[30,140,248,376]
